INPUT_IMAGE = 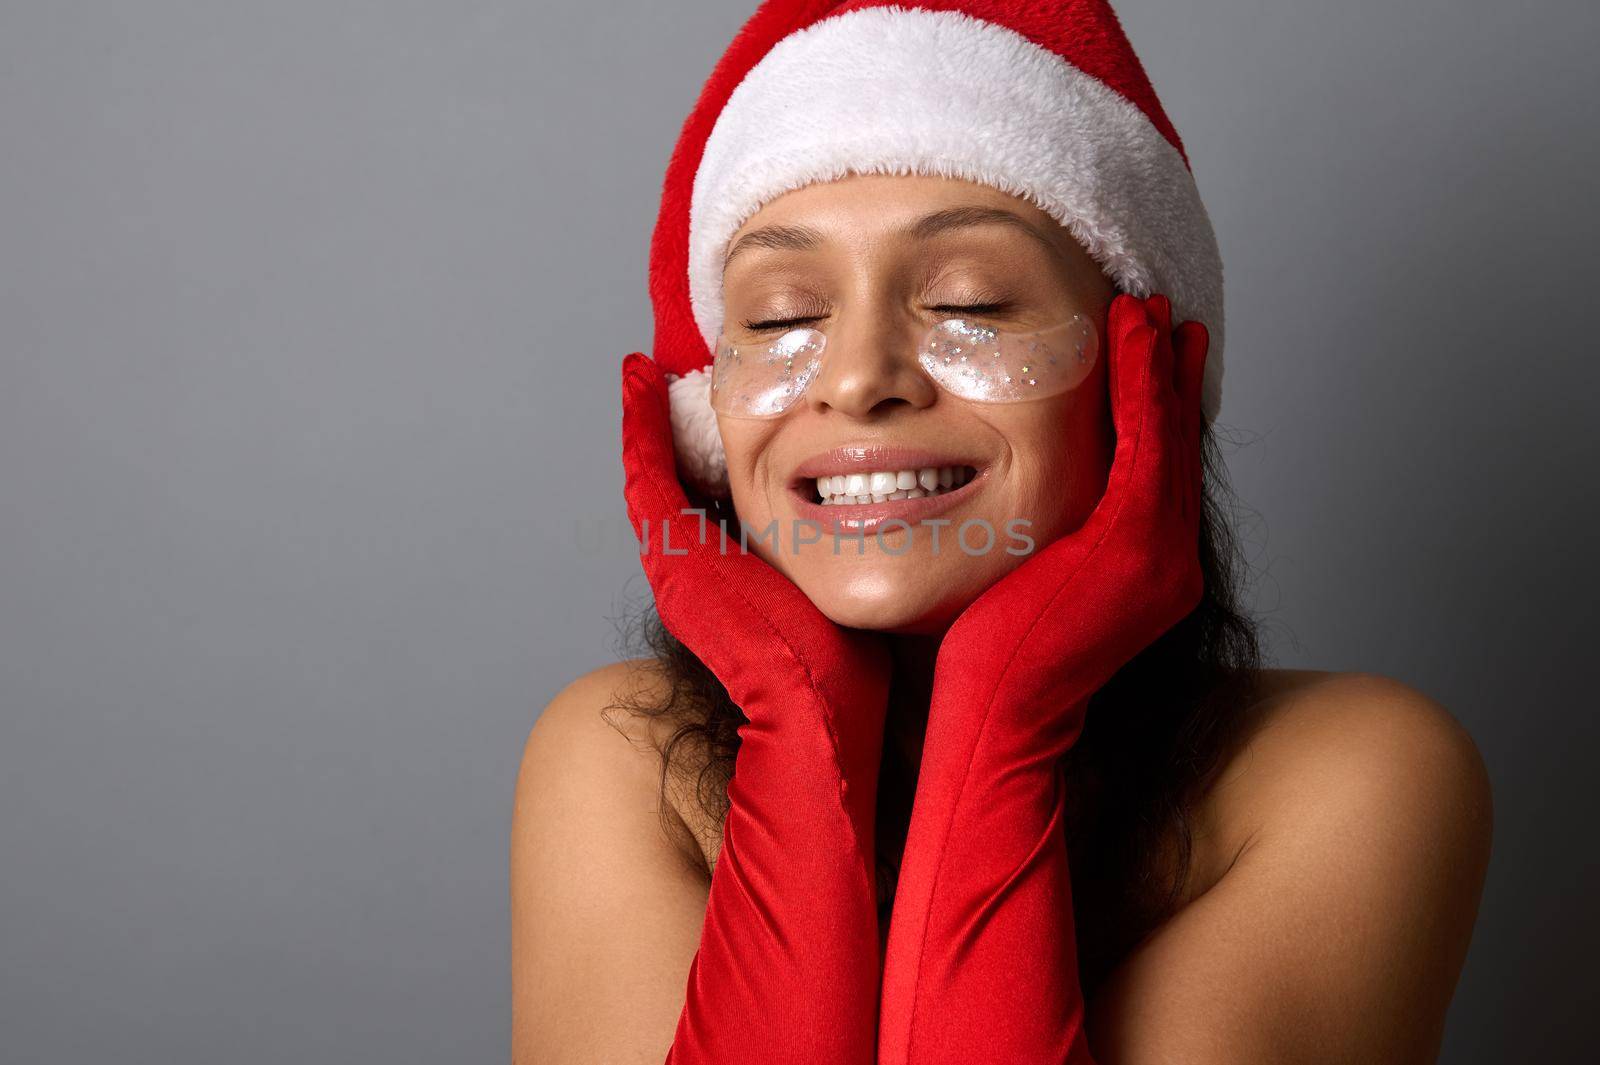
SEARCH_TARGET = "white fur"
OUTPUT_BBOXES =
[666,368,728,494]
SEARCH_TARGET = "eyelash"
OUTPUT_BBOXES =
[740,302,1013,332]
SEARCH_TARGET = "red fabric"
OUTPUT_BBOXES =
[620,352,891,1065]
[648,0,842,379]
[648,0,1186,380]
[877,293,1210,1064]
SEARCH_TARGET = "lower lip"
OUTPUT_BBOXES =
[789,471,987,535]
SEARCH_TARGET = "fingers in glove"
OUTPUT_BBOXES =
[1104,296,1158,476]
[1102,297,1195,569]
[620,351,693,533]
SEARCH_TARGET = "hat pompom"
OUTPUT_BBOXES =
[666,368,729,495]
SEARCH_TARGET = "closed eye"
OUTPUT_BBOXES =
[930,301,1012,320]
[741,315,825,332]
[741,302,1013,333]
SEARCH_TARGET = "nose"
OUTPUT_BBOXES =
[804,316,939,419]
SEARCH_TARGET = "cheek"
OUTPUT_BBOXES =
[988,392,1111,539]
[715,416,789,551]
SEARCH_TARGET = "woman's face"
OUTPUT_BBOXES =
[716,172,1117,634]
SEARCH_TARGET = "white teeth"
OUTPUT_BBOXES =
[810,465,974,506]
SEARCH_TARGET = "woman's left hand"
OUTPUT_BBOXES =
[931,290,1207,753]
[878,292,1209,1065]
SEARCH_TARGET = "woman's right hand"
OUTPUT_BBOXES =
[621,351,891,792]
[621,350,890,1065]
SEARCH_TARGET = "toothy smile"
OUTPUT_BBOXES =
[810,465,977,505]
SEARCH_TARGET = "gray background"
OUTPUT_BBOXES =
[2,1,1595,1061]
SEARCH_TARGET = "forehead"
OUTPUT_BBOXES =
[732,172,1057,241]
[722,172,1102,286]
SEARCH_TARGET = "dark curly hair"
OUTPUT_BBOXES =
[608,422,1264,998]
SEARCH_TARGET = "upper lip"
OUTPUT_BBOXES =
[790,444,982,483]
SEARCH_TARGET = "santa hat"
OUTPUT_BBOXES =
[646,0,1225,492]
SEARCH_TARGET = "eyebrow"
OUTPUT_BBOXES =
[721,205,1061,270]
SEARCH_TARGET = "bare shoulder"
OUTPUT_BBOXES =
[1195,668,1494,879]
[510,659,712,1062]
[514,658,708,879]
[524,658,671,759]
[1086,669,1495,1062]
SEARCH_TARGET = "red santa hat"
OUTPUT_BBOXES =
[646,0,1225,491]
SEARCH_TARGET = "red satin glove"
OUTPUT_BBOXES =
[621,352,890,1065]
[877,294,1209,1064]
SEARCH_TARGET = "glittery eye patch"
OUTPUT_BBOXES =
[708,315,1098,418]
[917,315,1098,403]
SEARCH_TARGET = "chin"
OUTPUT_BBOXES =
[785,550,1026,634]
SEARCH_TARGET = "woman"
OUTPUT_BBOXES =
[512,2,1492,1062]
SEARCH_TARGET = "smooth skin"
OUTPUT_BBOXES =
[511,174,1493,1064]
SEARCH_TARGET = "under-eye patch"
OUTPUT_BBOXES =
[709,314,1098,418]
